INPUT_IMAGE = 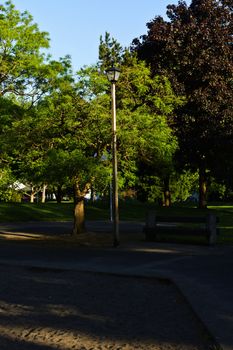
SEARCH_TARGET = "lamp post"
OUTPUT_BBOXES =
[106,66,120,247]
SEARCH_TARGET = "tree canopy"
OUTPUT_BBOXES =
[0,1,71,105]
[133,0,233,206]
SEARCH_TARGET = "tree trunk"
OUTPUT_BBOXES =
[199,167,207,208]
[41,184,47,203]
[163,176,171,207]
[30,186,35,203]
[72,180,92,236]
[72,181,89,236]
[73,198,86,236]
[55,185,62,203]
[91,188,96,202]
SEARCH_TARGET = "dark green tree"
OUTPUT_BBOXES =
[133,0,233,207]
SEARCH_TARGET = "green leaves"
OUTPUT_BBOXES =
[0,2,185,204]
[99,32,123,71]
[0,1,50,98]
[134,0,233,181]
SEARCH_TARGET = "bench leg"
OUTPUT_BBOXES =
[207,214,217,245]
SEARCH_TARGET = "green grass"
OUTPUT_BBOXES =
[0,202,74,222]
[88,198,154,221]
[0,201,112,222]
[0,200,232,245]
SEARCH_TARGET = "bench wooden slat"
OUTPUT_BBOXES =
[144,211,219,245]
[156,216,220,223]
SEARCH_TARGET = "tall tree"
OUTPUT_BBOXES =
[99,34,184,204]
[133,0,233,207]
[116,54,181,205]
[0,55,75,203]
[7,67,111,235]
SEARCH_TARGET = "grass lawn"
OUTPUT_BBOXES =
[0,202,74,222]
[0,200,232,244]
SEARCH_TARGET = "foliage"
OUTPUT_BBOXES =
[0,1,48,98]
[99,32,124,70]
[208,179,230,201]
[170,170,199,202]
[74,45,182,201]
[0,1,72,105]
[2,35,182,209]
[133,0,233,204]
[0,2,77,202]
[0,2,191,231]
[136,175,162,203]
[115,54,183,199]
[0,166,20,201]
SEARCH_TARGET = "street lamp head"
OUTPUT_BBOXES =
[106,66,121,83]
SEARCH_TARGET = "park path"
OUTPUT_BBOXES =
[0,264,215,350]
[0,221,232,349]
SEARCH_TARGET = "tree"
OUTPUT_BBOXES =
[0,1,71,106]
[77,41,182,213]
[0,1,74,202]
[99,32,124,71]
[43,93,110,236]
[1,24,182,236]
[100,35,184,203]
[133,0,233,207]
[0,95,27,200]
[0,1,48,97]
[116,56,181,205]
[19,68,111,235]
[99,33,183,205]
[0,48,111,235]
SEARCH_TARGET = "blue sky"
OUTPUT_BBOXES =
[12,0,191,71]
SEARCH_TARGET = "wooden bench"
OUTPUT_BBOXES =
[144,211,219,245]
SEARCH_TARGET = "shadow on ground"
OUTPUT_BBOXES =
[0,265,216,350]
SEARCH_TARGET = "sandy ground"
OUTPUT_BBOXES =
[0,265,217,350]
